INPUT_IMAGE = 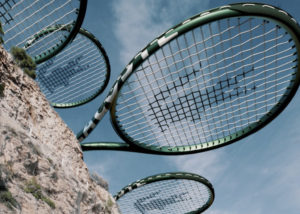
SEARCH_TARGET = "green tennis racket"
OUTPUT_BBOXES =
[36,27,110,108]
[79,3,300,154]
[0,0,87,64]
[114,172,215,214]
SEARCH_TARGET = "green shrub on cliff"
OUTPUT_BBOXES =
[10,46,36,79]
[24,178,55,209]
[0,190,18,210]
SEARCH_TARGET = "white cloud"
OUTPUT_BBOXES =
[257,148,300,211]
[205,210,237,214]
[86,156,116,182]
[166,149,228,182]
[112,0,210,64]
[112,0,171,64]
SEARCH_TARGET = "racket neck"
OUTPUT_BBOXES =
[80,142,131,152]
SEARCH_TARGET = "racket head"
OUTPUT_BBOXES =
[114,172,215,214]
[1,0,87,64]
[36,27,110,108]
[108,3,300,154]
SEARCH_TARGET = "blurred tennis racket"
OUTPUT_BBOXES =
[79,3,300,154]
[0,0,87,64]
[36,27,110,108]
[114,172,214,214]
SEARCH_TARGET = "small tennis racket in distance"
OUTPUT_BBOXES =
[79,3,300,154]
[0,0,87,64]
[114,172,215,214]
[36,27,110,108]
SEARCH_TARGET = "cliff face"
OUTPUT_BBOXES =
[0,47,119,214]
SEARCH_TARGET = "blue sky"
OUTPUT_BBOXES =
[56,0,300,213]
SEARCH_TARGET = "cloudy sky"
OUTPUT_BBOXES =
[57,0,300,213]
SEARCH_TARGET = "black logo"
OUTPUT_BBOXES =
[0,0,15,24]
[148,67,256,132]
[37,55,89,93]
[134,190,190,213]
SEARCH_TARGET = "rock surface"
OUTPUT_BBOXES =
[0,46,120,214]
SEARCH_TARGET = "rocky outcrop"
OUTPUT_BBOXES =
[0,46,120,214]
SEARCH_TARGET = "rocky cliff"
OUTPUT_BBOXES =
[0,46,120,214]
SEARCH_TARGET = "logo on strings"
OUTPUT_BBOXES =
[134,190,191,213]
[37,55,89,93]
[148,67,256,132]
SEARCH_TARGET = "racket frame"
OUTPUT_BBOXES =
[36,27,111,108]
[22,0,88,64]
[79,3,300,154]
[114,172,215,214]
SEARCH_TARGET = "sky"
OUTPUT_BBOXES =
[56,0,300,213]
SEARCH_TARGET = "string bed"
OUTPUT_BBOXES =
[117,178,212,214]
[0,0,82,60]
[115,16,297,149]
[36,31,108,106]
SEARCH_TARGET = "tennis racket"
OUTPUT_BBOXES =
[0,0,87,64]
[79,3,300,154]
[36,27,110,108]
[114,172,214,214]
